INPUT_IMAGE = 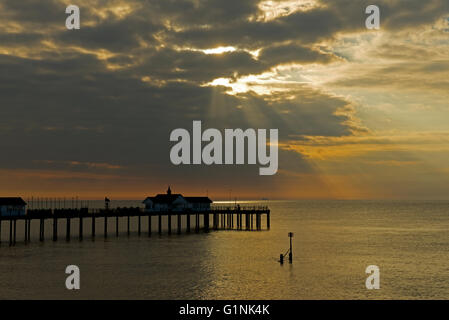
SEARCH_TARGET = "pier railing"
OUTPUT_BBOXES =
[20,206,270,216]
[210,205,269,211]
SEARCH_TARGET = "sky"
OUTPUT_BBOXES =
[0,0,448,200]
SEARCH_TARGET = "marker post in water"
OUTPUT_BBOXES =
[288,232,293,263]
[279,232,294,264]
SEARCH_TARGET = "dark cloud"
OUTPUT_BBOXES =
[134,48,265,83]
[0,0,64,24]
[167,8,342,49]
[142,0,259,25]
[259,43,338,65]
[165,0,449,49]
[56,18,163,52]
[0,50,350,175]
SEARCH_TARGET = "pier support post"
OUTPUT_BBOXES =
[66,218,71,241]
[104,215,108,238]
[195,214,199,233]
[92,212,95,238]
[13,219,17,245]
[204,214,209,232]
[127,214,130,236]
[186,214,190,233]
[158,215,162,234]
[138,213,141,236]
[250,214,253,230]
[116,215,119,237]
[79,216,83,241]
[177,214,181,234]
[168,214,172,235]
[148,215,152,237]
[245,214,250,230]
[41,219,45,241]
[267,212,270,230]
[40,219,44,241]
[53,216,58,241]
[24,218,28,243]
[9,219,12,246]
[27,219,31,242]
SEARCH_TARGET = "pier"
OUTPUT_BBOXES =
[0,206,270,246]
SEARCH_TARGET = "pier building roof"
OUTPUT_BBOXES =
[0,197,27,206]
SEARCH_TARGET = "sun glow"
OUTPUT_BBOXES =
[205,66,314,95]
[202,46,237,55]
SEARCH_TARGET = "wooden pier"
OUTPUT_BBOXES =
[0,206,270,246]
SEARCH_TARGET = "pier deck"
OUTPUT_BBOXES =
[0,206,270,246]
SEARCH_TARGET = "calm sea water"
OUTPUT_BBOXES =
[1,200,449,299]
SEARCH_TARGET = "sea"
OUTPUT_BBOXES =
[1,200,449,299]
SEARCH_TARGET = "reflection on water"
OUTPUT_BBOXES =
[1,200,449,299]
